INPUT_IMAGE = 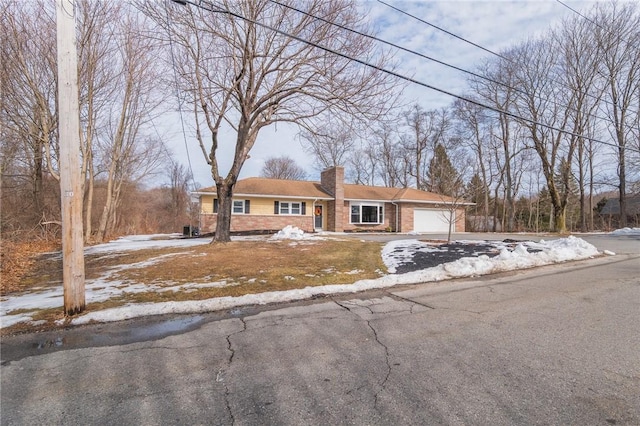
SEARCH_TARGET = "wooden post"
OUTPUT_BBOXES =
[56,0,85,315]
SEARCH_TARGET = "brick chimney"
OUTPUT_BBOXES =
[320,166,344,232]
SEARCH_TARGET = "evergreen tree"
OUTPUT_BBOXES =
[426,144,461,196]
[467,173,488,209]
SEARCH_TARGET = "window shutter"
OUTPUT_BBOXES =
[213,198,219,213]
[301,202,306,215]
[245,200,250,214]
[274,201,279,214]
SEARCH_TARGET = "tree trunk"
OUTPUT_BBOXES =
[578,139,587,232]
[214,180,234,243]
[97,160,117,241]
[618,144,627,228]
[33,142,44,215]
[588,154,594,230]
[492,185,501,232]
[554,206,566,234]
[84,161,94,242]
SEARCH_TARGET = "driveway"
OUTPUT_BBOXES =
[348,231,640,254]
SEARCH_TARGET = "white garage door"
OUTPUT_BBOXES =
[413,209,453,233]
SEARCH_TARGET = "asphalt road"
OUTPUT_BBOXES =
[1,234,639,425]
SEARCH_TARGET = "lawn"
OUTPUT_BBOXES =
[1,237,387,334]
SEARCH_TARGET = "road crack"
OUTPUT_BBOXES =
[385,291,436,311]
[365,319,392,411]
[220,317,247,425]
[334,300,392,411]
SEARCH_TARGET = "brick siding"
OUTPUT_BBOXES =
[201,214,315,234]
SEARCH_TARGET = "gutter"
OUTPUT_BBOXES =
[312,199,318,232]
[391,201,399,232]
[191,191,332,201]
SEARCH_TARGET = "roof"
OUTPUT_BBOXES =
[195,177,470,205]
[196,177,332,200]
[343,184,460,204]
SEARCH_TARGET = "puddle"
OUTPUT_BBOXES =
[33,337,65,349]
[127,315,205,341]
[30,315,206,352]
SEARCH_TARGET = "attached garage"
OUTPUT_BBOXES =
[413,208,454,233]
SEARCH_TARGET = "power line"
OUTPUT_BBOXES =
[377,0,618,110]
[270,0,612,128]
[376,0,507,61]
[170,0,639,155]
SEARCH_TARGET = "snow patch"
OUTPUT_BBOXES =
[610,227,640,235]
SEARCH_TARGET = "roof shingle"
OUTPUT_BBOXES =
[197,177,464,204]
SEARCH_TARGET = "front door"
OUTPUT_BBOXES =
[314,205,323,230]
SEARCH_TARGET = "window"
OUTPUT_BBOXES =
[350,202,383,224]
[233,200,245,214]
[274,201,306,215]
[213,199,250,214]
[225,199,249,214]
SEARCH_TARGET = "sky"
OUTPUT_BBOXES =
[4,227,635,328]
[162,0,600,188]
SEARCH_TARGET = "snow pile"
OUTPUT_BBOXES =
[381,236,599,283]
[610,227,640,235]
[271,225,306,240]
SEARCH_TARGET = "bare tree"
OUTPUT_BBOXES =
[434,148,472,242]
[370,121,408,188]
[1,1,169,242]
[467,54,528,232]
[141,0,400,242]
[95,10,169,241]
[400,105,449,190]
[348,138,379,185]
[166,160,193,232]
[0,1,58,226]
[261,155,306,180]
[511,39,577,233]
[593,1,640,227]
[453,99,493,230]
[299,121,357,171]
[77,1,121,242]
[551,12,605,232]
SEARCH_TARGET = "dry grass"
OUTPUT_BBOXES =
[1,239,61,295]
[2,238,387,334]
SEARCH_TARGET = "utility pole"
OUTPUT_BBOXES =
[56,0,85,315]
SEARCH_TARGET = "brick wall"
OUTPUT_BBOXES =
[342,201,398,232]
[200,214,315,234]
[320,166,345,231]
